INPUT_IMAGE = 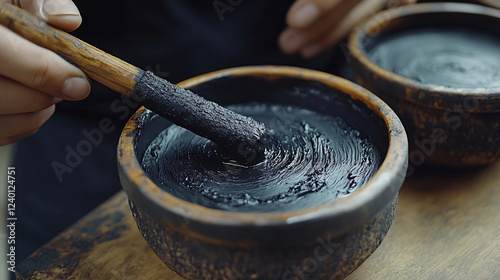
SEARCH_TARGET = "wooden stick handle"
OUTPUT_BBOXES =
[0,2,142,96]
[0,2,267,159]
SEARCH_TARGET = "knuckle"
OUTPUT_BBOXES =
[0,108,53,139]
[0,116,10,137]
[0,116,13,138]
[29,53,54,90]
[32,93,56,111]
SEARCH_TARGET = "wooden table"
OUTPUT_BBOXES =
[17,161,500,280]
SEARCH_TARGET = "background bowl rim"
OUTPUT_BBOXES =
[348,2,500,111]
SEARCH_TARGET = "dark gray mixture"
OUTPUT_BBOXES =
[367,27,500,88]
[141,103,381,213]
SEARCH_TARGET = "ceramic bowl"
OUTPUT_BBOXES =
[348,3,500,170]
[118,66,408,280]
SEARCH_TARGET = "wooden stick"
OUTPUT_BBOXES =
[0,2,142,96]
[0,2,266,163]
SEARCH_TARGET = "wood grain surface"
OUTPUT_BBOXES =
[16,160,500,280]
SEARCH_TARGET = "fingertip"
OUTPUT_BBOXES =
[25,128,40,138]
[278,29,293,54]
[287,2,320,29]
[0,129,39,146]
[278,29,305,55]
[41,0,82,31]
[61,77,91,101]
[34,104,56,131]
[44,104,56,118]
[46,14,82,32]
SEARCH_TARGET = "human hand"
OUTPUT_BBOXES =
[279,0,417,58]
[0,0,90,146]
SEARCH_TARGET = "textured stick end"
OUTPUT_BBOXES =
[223,119,267,165]
[133,71,267,165]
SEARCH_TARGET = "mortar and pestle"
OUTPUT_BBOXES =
[349,3,500,169]
[0,3,408,279]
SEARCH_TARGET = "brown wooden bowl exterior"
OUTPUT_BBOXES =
[118,66,408,279]
[348,3,500,168]
[129,198,397,280]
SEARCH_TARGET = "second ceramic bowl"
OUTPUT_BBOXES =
[349,3,500,169]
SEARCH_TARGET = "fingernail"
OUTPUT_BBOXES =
[280,29,306,54]
[42,0,80,17]
[291,3,319,28]
[62,77,90,100]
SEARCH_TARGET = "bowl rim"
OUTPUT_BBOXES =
[118,65,408,235]
[348,2,500,111]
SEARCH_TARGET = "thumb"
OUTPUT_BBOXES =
[18,0,82,31]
